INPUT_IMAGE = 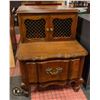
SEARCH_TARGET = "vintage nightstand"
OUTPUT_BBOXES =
[16,5,88,96]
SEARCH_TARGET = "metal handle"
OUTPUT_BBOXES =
[50,28,53,32]
[46,67,63,75]
[46,28,49,32]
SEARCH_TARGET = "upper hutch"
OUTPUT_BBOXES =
[17,5,78,42]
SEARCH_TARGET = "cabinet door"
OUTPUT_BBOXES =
[50,14,77,40]
[69,59,80,79]
[19,14,49,42]
[38,60,69,83]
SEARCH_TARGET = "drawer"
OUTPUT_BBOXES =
[38,60,69,83]
[69,59,80,79]
[25,62,37,83]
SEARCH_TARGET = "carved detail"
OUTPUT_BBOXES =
[46,67,63,75]
[69,78,84,92]
[20,82,30,96]
[39,81,67,88]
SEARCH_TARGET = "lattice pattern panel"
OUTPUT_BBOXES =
[52,18,73,37]
[24,19,46,39]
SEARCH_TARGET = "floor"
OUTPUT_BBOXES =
[10,60,89,100]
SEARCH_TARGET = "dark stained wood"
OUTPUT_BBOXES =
[39,81,67,88]
[38,60,69,83]
[25,62,37,83]
[19,61,29,91]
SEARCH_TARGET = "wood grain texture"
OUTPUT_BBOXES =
[38,60,69,83]
[16,40,87,60]
[25,62,37,83]
[17,5,79,14]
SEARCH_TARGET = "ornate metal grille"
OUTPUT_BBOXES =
[24,19,46,39]
[52,18,73,37]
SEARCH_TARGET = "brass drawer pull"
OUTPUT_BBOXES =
[50,28,53,32]
[46,28,49,32]
[46,67,63,75]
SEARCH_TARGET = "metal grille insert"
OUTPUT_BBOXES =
[24,19,46,39]
[53,18,73,37]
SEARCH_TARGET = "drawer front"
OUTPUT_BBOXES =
[25,62,37,83]
[69,59,80,79]
[38,60,69,83]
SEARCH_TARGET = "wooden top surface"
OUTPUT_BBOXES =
[16,40,88,61]
[17,5,79,14]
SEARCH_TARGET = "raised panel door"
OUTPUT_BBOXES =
[18,14,49,42]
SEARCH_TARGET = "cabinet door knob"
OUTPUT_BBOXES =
[46,28,49,32]
[50,28,53,32]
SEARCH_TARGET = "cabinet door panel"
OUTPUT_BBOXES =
[38,60,69,83]
[25,62,37,83]
[69,59,80,79]
[19,14,49,42]
[50,14,77,40]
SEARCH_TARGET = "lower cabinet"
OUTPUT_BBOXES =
[19,57,84,91]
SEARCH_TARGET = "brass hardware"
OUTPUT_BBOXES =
[46,28,49,32]
[46,67,63,75]
[50,28,53,32]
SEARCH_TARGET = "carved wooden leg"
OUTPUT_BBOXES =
[21,82,28,90]
[20,82,30,97]
[69,78,83,92]
[73,84,81,92]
